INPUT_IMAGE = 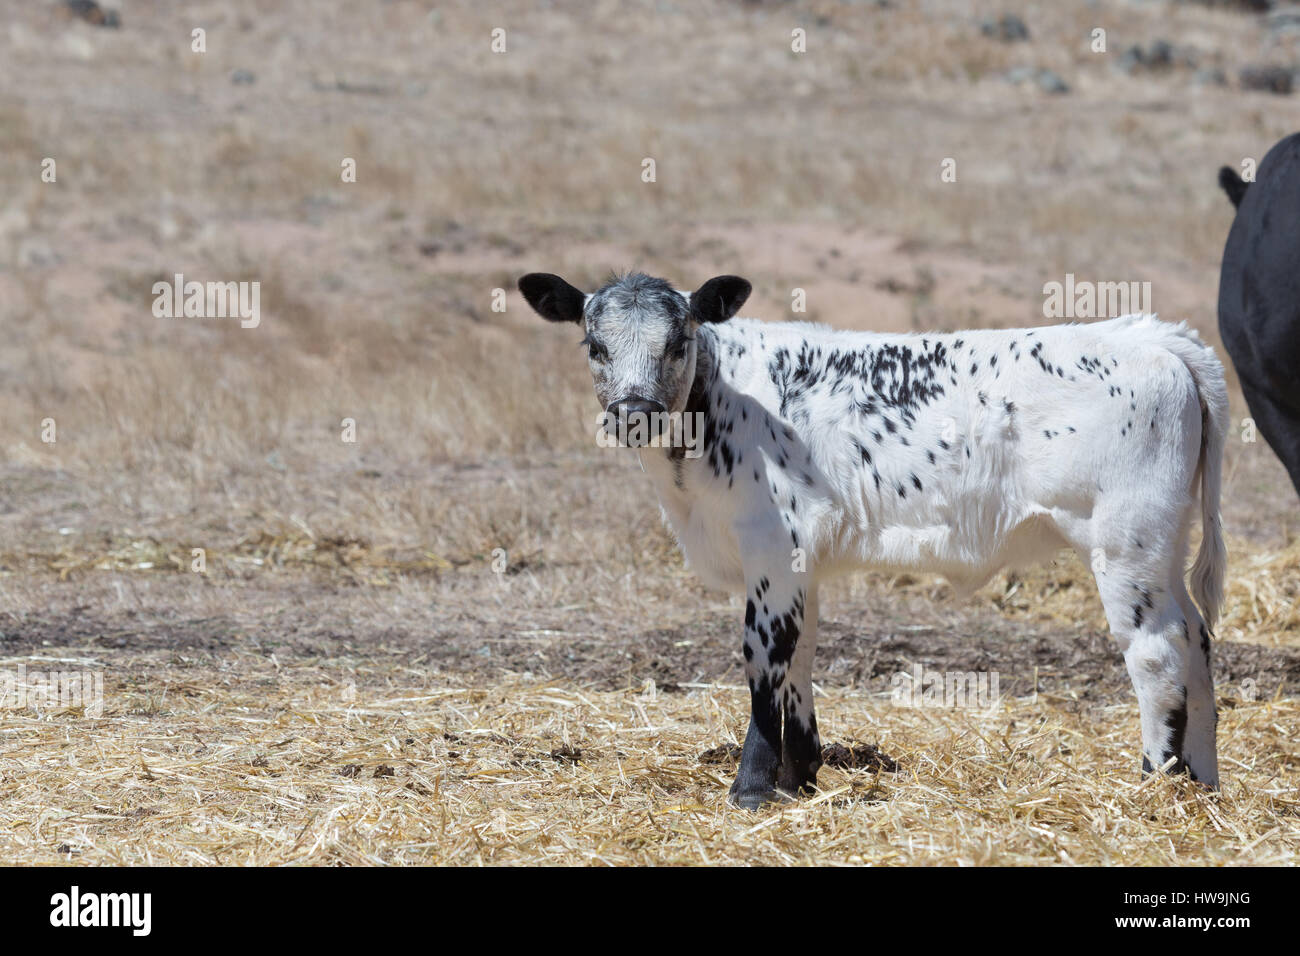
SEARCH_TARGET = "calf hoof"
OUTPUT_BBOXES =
[1141,754,1187,776]
[726,786,791,811]
[1141,755,1219,790]
[777,765,819,797]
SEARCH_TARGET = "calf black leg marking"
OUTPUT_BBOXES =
[777,586,821,795]
[730,673,783,809]
[778,701,820,795]
[1141,686,1188,777]
[729,574,807,810]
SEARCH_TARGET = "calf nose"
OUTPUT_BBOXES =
[606,397,667,446]
[609,398,666,419]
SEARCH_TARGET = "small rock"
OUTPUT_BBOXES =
[1240,65,1295,95]
[1035,69,1070,94]
[979,14,1030,42]
[1116,40,1199,75]
[1184,0,1269,12]
[1267,9,1300,37]
[1004,66,1068,94]
[1147,40,1177,68]
[230,69,256,85]
[64,0,120,27]
[17,239,57,268]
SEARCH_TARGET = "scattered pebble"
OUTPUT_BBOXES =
[1239,65,1296,95]
[64,0,120,28]
[979,14,1029,42]
[1003,66,1069,95]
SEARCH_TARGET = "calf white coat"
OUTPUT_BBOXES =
[520,272,1228,807]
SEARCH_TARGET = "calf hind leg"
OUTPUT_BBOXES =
[1091,560,1218,787]
[1172,581,1219,787]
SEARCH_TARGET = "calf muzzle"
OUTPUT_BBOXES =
[605,397,668,447]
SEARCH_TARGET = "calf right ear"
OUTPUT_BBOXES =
[690,275,751,324]
[518,273,586,323]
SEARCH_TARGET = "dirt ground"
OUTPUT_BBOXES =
[0,0,1298,865]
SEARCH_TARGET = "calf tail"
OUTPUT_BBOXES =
[1168,329,1230,628]
[1192,398,1228,629]
[1218,166,1250,209]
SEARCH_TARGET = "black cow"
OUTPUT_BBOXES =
[1218,133,1300,499]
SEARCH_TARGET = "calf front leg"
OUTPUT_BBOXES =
[778,584,820,795]
[728,567,811,810]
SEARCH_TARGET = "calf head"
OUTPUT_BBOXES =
[518,271,751,443]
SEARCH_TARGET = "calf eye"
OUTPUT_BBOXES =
[581,336,607,362]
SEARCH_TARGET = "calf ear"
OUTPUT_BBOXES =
[690,275,751,324]
[518,273,586,323]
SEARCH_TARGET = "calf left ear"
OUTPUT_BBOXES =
[690,275,751,324]
[518,273,586,323]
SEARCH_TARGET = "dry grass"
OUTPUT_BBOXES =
[0,0,1297,865]
[0,527,1296,866]
[3,527,1296,639]
[3,674,1296,866]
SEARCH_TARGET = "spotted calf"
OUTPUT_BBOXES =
[520,271,1229,808]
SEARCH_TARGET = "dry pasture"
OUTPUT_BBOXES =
[0,0,1297,865]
